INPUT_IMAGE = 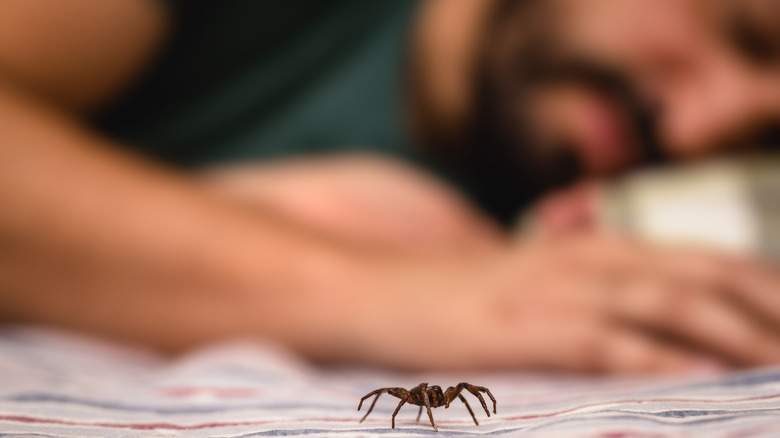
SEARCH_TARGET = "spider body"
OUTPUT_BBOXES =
[357,382,496,432]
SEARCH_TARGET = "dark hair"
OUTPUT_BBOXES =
[416,0,664,222]
[410,0,559,223]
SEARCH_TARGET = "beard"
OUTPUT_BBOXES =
[409,0,665,223]
[457,48,666,222]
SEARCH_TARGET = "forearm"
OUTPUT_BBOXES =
[0,82,357,357]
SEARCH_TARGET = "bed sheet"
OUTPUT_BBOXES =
[1,327,779,437]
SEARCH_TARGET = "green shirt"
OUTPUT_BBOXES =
[96,0,420,167]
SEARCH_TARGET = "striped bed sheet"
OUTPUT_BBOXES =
[0,327,778,437]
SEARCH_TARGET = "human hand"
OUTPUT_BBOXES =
[339,234,780,374]
[200,154,501,254]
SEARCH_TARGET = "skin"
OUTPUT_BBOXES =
[505,0,780,231]
[548,0,780,161]
[2,0,780,374]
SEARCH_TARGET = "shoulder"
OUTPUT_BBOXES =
[0,0,170,112]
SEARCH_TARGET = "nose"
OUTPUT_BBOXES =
[660,54,780,158]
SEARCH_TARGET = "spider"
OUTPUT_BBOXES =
[357,382,496,432]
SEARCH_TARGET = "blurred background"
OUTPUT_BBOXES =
[95,0,780,252]
[2,0,780,373]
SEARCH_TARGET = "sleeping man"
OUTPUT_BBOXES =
[1,0,780,373]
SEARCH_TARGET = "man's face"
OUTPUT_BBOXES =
[476,0,780,197]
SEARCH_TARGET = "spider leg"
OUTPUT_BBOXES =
[421,384,438,432]
[358,392,382,423]
[416,405,423,422]
[445,383,497,417]
[391,394,410,429]
[457,394,479,426]
[443,386,459,409]
[468,387,490,417]
[358,388,409,423]
[465,385,497,415]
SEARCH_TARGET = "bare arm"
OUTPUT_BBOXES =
[0,0,168,112]
[5,82,371,355]
[0,0,362,359]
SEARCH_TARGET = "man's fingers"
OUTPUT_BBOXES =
[598,328,728,375]
[721,261,780,329]
[525,319,711,375]
[608,278,780,366]
[563,236,780,338]
[637,253,780,335]
[555,319,727,374]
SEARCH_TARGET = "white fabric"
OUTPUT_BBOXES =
[1,327,779,437]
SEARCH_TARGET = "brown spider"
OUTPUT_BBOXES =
[357,382,496,432]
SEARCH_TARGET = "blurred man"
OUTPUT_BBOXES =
[417,0,780,222]
[1,0,780,374]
